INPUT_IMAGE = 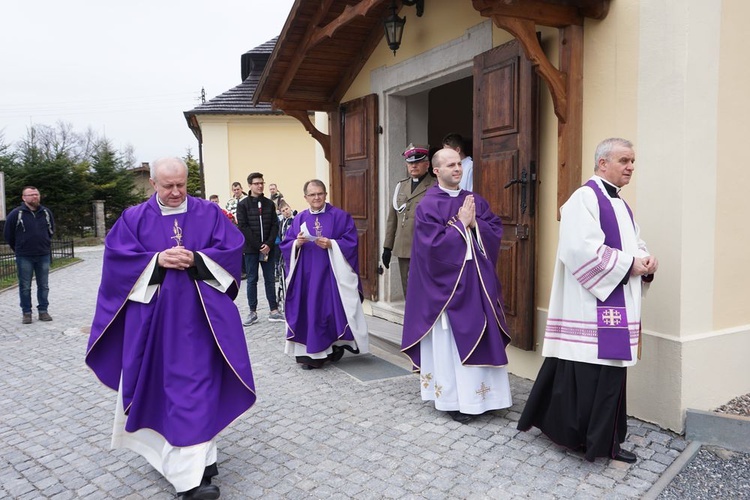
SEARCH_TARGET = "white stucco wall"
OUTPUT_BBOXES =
[197,114,317,212]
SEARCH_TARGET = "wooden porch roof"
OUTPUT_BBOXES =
[253,0,611,112]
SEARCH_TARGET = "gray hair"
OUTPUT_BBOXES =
[303,179,327,195]
[594,138,633,171]
[150,157,188,180]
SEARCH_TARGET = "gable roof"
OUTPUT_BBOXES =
[184,38,282,140]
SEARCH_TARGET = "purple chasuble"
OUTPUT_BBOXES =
[86,195,256,447]
[585,179,635,361]
[401,186,511,370]
[280,203,362,353]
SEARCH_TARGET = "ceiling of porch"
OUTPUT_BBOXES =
[253,0,611,111]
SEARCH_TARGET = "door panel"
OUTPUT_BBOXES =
[331,94,379,300]
[474,39,538,350]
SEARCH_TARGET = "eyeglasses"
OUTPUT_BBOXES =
[305,192,326,198]
[251,181,265,186]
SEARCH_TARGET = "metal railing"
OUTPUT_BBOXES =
[0,240,75,283]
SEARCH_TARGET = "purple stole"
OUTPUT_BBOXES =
[585,179,634,361]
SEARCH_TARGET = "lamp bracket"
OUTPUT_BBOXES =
[401,0,424,17]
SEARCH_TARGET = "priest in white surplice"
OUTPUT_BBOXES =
[518,138,658,464]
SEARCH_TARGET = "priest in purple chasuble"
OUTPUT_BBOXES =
[401,148,513,424]
[280,179,369,370]
[517,138,658,464]
[86,157,256,499]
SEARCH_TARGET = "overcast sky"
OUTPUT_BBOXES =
[0,0,296,164]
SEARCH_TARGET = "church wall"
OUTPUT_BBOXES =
[226,116,317,213]
[627,0,750,432]
[343,0,486,102]
[714,0,750,329]
[197,118,231,204]
[198,115,316,213]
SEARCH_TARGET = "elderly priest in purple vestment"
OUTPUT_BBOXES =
[280,179,369,370]
[517,138,658,464]
[401,148,513,424]
[86,157,256,499]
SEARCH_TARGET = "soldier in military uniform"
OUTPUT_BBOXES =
[382,144,436,296]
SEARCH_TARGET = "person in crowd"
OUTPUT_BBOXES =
[278,200,295,241]
[268,183,284,211]
[401,148,512,423]
[209,194,235,222]
[4,186,55,324]
[237,172,283,324]
[442,133,473,192]
[86,157,256,499]
[517,138,658,464]
[382,143,436,296]
[280,179,368,370]
[225,181,246,224]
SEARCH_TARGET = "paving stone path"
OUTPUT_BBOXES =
[0,248,690,499]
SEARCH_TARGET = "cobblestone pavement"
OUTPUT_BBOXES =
[1,248,691,499]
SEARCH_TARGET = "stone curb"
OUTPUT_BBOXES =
[685,408,750,453]
[641,440,702,500]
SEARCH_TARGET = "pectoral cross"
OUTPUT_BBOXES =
[314,216,323,237]
[171,219,184,247]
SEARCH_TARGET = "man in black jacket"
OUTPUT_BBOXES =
[3,186,55,324]
[237,172,283,325]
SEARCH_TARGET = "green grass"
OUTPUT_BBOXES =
[0,257,81,291]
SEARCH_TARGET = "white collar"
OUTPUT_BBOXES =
[157,197,188,215]
[438,185,462,198]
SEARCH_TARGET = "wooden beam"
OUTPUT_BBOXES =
[275,0,337,99]
[271,98,339,112]
[492,16,568,123]
[331,17,389,103]
[472,0,583,27]
[557,24,584,217]
[309,0,387,49]
[577,0,611,20]
[282,109,331,162]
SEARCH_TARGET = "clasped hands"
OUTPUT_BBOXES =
[296,232,332,249]
[158,246,195,270]
[631,255,659,277]
[457,195,476,229]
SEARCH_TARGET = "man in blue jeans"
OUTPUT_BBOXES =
[4,186,55,324]
[237,172,284,325]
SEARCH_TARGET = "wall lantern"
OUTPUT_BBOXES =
[383,0,425,56]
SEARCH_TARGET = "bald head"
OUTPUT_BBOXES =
[431,148,463,190]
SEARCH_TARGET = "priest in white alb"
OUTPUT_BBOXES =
[517,138,658,464]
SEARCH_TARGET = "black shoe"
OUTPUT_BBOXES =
[612,449,637,464]
[448,411,475,424]
[179,483,220,499]
[330,345,345,362]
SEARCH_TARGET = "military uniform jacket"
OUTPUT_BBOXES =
[384,175,437,258]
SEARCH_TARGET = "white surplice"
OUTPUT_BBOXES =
[542,176,652,367]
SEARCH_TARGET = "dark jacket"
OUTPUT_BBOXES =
[237,195,279,254]
[3,203,55,256]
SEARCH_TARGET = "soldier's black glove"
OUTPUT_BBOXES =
[382,248,392,269]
